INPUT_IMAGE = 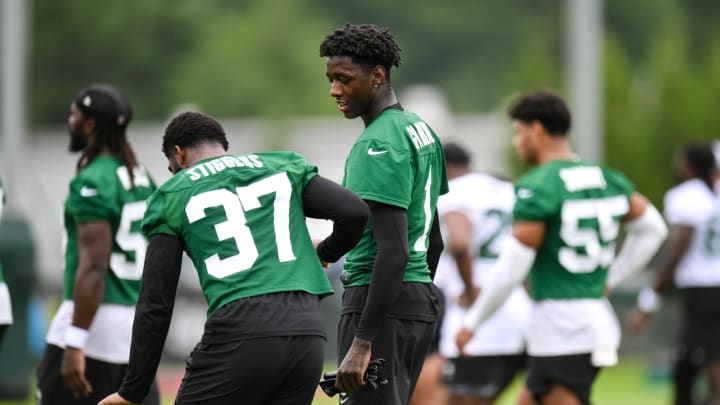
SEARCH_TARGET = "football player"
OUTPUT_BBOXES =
[457,90,668,405]
[99,111,369,405]
[629,141,720,405]
[36,84,160,405]
[321,23,448,404]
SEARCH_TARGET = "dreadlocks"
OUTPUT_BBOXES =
[73,84,139,188]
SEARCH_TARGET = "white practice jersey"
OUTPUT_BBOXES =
[664,178,720,288]
[434,173,531,357]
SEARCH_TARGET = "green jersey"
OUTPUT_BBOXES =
[342,109,449,286]
[141,152,334,316]
[63,156,156,306]
[513,160,634,300]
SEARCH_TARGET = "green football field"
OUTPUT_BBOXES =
[0,357,673,405]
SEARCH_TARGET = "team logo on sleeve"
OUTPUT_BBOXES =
[80,186,99,197]
[517,188,533,199]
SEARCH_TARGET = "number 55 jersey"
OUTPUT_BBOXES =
[141,152,333,317]
[513,160,634,366]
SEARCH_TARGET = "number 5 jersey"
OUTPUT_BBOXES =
[46,156,156,363]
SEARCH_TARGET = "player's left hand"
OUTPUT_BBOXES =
[456,327,474,356]
[61,347,92,398]
[97,392,140,405]
[336,337,372,392]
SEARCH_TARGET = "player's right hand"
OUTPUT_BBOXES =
[457,287,480,308]
[97,392,140,405]
[626,308,651,332]
[61,347,93,398]
[456,327,474,356]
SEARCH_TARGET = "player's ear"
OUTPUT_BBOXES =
[174,145,187,167]
[371,65,386,87]
[83,117,96,134]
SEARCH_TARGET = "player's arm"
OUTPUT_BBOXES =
[107,234,183,404]
[426,210,443,280]
[302,176,370,264]
[605,192,668,292]
[456,221,543,354]
[443,210,477,307]
[62,220,113,398]
[336,202,408,392]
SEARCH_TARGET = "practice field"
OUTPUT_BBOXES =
[0,357,671,405]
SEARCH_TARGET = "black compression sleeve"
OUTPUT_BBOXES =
[118,234,183,403]
[426,210,443,280]
[356,203,409,341]
[302,176,369,263]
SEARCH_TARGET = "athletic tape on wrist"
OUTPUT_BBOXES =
[637,287,661,313]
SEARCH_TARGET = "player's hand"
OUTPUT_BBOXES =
[626,308,651,332]
[61,347,92,398]
[313,239,330,269]
[456,327,474,356]
[97,392,140,405]
[458,287,480,308]
[336,337,372,392]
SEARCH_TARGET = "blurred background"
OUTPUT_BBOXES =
[1,0,719,403]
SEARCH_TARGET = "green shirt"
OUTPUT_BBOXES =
[63,156,156,306]
[141,152,334,316]
[513,160,634,300]
[342,109,449,286]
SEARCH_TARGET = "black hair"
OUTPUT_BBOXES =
[320,23,402,78]
[508,90,571,136]
[162,111,229,158]
[443,141,472,167]
[74,83,139,187]
[681,142,716,190]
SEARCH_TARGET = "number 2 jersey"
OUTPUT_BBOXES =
[513,159,633,362]
[141,152,333,317]
[46,156,156,363]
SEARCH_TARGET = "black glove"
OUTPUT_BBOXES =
[318,358,389,397]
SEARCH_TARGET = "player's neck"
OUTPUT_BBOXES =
[183,144,228,168]
[362,87,398,127]
[538,138,575,165]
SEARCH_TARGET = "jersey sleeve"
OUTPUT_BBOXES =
[66,174,118,222]
[141,191,178,238]
[512,176,559,221]
[283,152,319,188]
[344,139,412,208]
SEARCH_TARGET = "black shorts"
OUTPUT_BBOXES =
[36,344,160,405]
[675,287,720,365]
[442,354,526,397]
[525,353,599,405]
[175,335,324,405]
[337,313,437,405]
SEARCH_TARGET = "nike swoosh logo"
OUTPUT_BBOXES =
[367,148,388,156]
[339,394,349,404]
[80,186,99,197]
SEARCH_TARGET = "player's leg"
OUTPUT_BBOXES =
[410,292,449,405]
[265,335,325,405]
[445,354,525,405]
[409,352,449,405]
[704,360,720,405]
[671,345,700,405]
[523,354,598,405]
[338,313,437,405]
[0,324,7,348]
